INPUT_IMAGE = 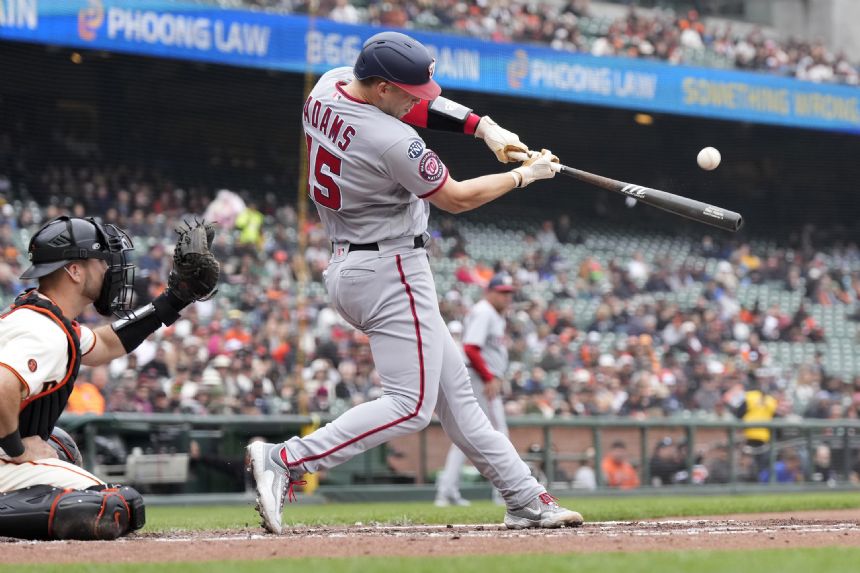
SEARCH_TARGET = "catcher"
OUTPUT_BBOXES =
[0,216,219,540]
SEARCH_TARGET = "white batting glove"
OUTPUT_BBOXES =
[511,149,559,188]
[475,116,530,163]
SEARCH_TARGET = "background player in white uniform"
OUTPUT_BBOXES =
[0,216,217,540]
[249,31,582,534]
[436,273,515,507]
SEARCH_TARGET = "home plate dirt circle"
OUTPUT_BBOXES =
[3,509,860,564]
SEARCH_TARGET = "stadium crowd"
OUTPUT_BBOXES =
[2,158,860,431]
[216,0,860,85]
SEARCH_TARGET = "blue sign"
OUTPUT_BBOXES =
[2,0,858,133]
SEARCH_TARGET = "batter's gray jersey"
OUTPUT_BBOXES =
[463,299,508,378]
[303,67,449,244]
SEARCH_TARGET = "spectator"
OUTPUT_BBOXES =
[523,367,547,395]
[66,366,108,415]
[627,252,650,283]
[850,456,860,486]
[151,390,176,413]
[141,345,171,380]
[536,220,559,252]
[693,376,722,412]
[247,2,860,85]
[572,447,597,490]
[1,121,857,427]
[649,437,685,487]
[810,444,837,485]
[328,0,360,24]
[601,440,640,489]
[234,200,264,255]
[736,447,761,483]
[759,448,804,483]
[203,189,246,230]
[704,443,732,484]
[726,372,779,469]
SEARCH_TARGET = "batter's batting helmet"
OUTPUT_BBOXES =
[20,216,136,317]
[354,31,441,100]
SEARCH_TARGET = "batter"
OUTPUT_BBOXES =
[249,31,582,534]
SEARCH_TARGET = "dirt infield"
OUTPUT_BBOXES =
[3,509,860,563]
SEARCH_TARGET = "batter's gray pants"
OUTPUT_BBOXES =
[436,367,508,501]
[280,239,542,509]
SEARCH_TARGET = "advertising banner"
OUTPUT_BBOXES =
[2,0,858,133]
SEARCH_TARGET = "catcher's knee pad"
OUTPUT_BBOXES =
[88,484,146,532]
[52,488,131,540]
[0,484,132,540]
[118,485,146,531]
[49,426,83,467]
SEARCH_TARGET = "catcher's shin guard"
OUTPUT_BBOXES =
[0,485,134,540]
[88,484,146,531]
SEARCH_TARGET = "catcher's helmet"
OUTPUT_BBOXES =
[353,31,441,100]
[20,216,135,317]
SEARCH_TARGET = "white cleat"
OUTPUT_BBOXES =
[247,441,289,535]
[504,493,584,529]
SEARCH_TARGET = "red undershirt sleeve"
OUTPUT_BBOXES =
[463,344,494,383]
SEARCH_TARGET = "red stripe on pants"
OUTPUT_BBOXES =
[287,254,425,467]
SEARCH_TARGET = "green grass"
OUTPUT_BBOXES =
[12,493,860,572]
[145,491,860,532]
[13,548,860,573]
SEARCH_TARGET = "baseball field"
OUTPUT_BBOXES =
[5,492,860,572]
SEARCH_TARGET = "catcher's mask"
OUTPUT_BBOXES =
[20,216,135,318]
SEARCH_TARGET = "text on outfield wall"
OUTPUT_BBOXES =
[0,0,37,29]
[106,8,271,56]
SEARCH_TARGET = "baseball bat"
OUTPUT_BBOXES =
[510,152,744,232]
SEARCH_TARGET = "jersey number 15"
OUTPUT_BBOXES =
[306,135,342,211]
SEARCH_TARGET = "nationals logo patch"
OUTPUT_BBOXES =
[419,152,444,183]
[407,139,424,160]
[27,359,37,372]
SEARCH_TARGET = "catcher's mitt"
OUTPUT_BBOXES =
[169,219,220,303]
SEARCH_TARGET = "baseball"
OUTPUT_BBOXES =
[697,147,721,171]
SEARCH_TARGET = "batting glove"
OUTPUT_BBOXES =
[511,149,559,188]
[475,116,530,163]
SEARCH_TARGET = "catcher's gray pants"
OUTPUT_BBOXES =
[436,367,508,500]
[281,239,542,508]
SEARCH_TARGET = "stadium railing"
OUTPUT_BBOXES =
[58,413,860,502]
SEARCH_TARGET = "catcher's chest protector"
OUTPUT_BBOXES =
[7,289,82,439]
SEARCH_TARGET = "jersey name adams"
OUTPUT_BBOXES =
[303,95,356,152]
